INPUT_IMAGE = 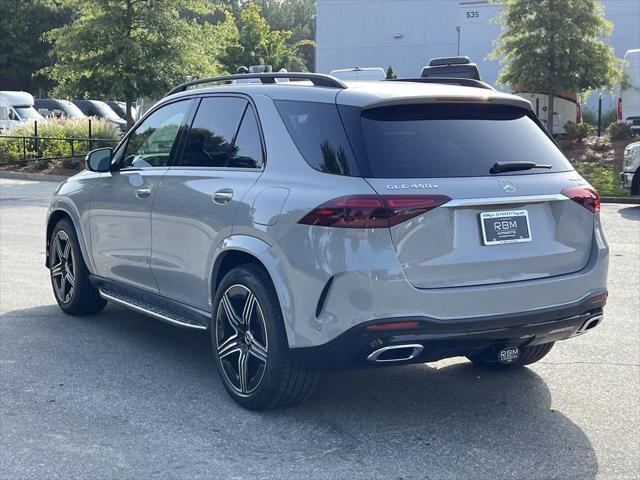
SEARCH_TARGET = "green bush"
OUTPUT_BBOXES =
[572,161,628,197]
[0,118,120,163]
[582,108,616,130]
[563,121,595,142]
[606,122,635,141]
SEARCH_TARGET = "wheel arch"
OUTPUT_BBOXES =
[45,206,93,273]
[209,235,296,345]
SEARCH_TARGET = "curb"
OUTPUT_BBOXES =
[0,171,69,183]
[601,197,640,204]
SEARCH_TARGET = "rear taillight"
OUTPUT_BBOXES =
[562,186,600,213]
[298,194,451,228]
[617,97,623,121]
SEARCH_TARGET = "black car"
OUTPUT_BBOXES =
[421,56,481,80]
[72,100,127,131]
[35,99,86,119]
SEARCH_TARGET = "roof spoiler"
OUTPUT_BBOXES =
[389,77,496,91]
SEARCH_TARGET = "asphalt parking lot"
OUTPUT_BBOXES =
[0,178,638,480]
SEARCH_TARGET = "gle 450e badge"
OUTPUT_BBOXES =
[386,183,439,190]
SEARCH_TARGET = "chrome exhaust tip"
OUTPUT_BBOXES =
[367,344,424,363]
[575,314,603,335]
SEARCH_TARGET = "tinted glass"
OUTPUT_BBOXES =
[228,106,263,169]
[340,103,573,178]
[121,100,190,168]
[178,97,247,168]
[275,100,360,176]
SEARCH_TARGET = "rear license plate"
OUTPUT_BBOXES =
[480,209,531,245]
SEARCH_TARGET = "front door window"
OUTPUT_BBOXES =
[121,100,190,169]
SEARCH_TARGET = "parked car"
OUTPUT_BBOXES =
[0,91,44,131]
[621,140,640,195]
[35,98,87,120]
[330,67,386,81]
[420,56,481,80]
[72,99,127,131]
[107,100,139,122]
[617,49,640,132]
[46,72,609,410]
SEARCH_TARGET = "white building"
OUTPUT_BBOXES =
[316,0,640,110]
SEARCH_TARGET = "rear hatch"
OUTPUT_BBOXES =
[339,102,596,288]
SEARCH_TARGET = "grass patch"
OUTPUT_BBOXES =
[572,161,628,197]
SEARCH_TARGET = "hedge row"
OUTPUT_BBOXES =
[0,118,120,162]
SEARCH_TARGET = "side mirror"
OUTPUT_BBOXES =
[85,147,113,172]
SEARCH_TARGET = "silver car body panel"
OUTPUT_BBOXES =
[46,80,609,350]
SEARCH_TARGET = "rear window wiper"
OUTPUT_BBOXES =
[490,161,552,174]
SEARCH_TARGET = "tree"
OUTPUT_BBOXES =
[491,0,620,134]
[386,65,397,80]
[219,2,314,73]
[45,0,228,127]
[255,0,316,71]
[0,0,75,93]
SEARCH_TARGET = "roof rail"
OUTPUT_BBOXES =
[166,72,347,96]
[389,77,496,91]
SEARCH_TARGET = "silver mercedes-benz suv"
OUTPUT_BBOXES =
[45,73,609,410]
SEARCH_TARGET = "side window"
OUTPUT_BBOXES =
[121,100,190,169]
[178,97,246,167]
[228,106,263,169]
[274,100,360,176]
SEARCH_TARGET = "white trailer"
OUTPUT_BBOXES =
[617,49,640,132]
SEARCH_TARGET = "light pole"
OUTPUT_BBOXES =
[456,26,461,55]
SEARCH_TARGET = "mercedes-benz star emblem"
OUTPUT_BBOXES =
[498,179,516,193]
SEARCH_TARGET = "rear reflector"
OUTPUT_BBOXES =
[561,186,600,213]
[588,292,608,305]
[298,194,451,228]
[616,97,623,121]
[366,320,420,331]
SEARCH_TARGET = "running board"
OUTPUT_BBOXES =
[99,288,208,331]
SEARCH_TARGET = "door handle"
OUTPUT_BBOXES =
[213,188,233,205]
[135,188,152,199]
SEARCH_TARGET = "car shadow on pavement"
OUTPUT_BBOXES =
[618,205,640,221]
[1,303,598,479]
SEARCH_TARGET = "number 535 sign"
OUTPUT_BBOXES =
[460,9,482,23]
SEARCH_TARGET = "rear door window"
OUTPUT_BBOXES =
[340,103,573,178]
[178,97,247,168]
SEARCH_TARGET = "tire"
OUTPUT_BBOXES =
[211,264,317,410]
[631,170,640,196]
[467,342,554,369]
[49,218,106,315]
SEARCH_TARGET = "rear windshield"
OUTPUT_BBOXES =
[339,103,573,178]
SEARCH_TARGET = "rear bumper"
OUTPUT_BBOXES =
[292,294,607,370]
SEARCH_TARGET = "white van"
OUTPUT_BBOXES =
[617,49,640,132]
[0,91,44,132]
[330,67,386,81]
